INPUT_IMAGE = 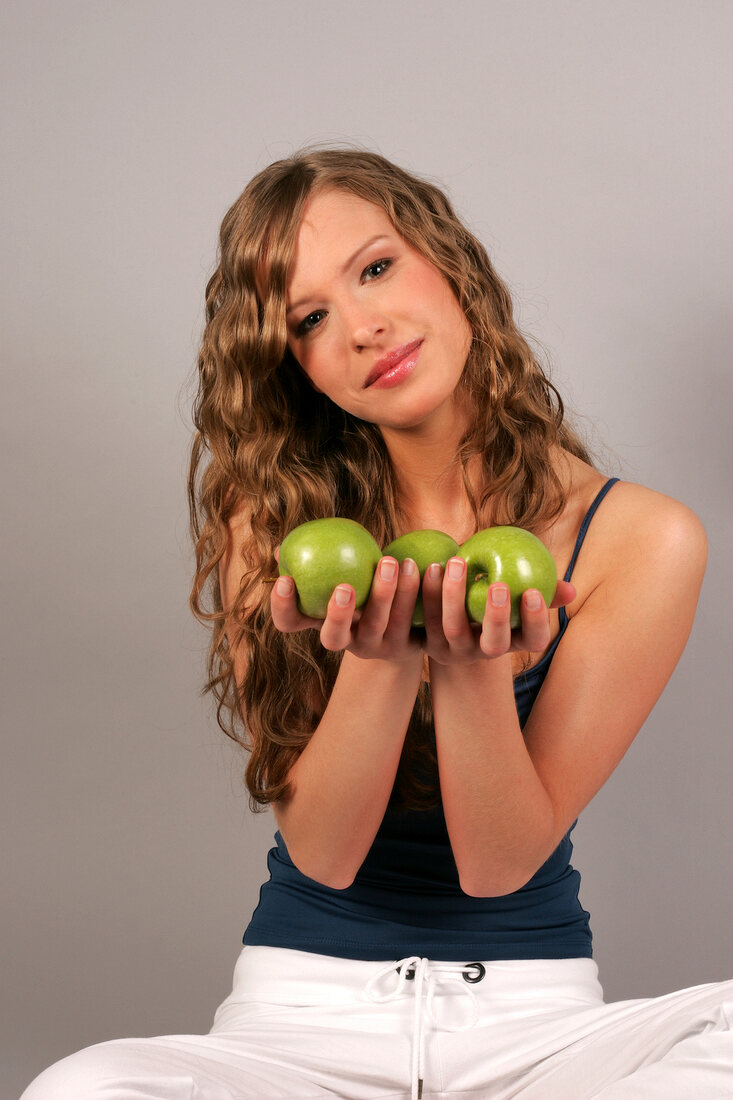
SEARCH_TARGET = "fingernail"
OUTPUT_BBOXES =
[334,585,352,606]
[427,563,442,580]
[276,576,293,596]
[525,590,541,610]
[447,558,465,581]
[490,585,508,607]
[401,558,416,577]
[380,558,397,581]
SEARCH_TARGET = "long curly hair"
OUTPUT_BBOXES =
[187,144,595,814]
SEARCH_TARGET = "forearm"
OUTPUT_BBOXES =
[429,655,555,896]
[276,648,424,889]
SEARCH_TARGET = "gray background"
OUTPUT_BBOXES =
[3,1,731,1094]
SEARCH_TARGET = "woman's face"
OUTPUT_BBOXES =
[284,188,473,431]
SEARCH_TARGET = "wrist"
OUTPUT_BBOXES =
[342,646,424,678]
[428,652,513,683]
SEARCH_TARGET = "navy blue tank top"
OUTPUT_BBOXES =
[244,478,620,961]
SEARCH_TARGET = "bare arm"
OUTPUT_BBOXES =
[220,514,425,889]
[424,485,708,897]
[273,648,423,888]
[429,655,555,896]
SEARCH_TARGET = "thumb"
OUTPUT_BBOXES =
[549,580,576,609]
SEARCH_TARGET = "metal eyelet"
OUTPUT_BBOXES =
[463,962,486,983]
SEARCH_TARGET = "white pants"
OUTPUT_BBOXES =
[20,946,733,1099]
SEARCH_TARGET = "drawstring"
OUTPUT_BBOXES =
[363,957,484,1100]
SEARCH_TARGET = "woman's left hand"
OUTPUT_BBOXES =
[421,557,577,666]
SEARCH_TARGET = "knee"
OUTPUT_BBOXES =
[20,1040,145,1100]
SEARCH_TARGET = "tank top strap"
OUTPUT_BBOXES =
[558,477,620,628]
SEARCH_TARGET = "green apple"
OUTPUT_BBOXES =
[382,529,460,626]
[278,518,382,619]
[458,526,557,629]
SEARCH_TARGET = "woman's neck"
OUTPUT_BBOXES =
[388,450,484,543]
[380,395,481,533]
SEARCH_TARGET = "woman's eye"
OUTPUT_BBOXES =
[362,258,393,280]
[294,259,393,336]
[296,310,326,336]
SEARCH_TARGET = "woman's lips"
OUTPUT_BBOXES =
[364,339,423,388]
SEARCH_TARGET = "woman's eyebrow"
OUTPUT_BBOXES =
[286,234,392,317]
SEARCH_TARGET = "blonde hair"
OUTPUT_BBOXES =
[187,144,594,812]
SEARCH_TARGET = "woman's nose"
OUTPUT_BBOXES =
[350,314,386,347]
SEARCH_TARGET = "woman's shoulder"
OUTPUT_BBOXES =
[220,492,253,587]
[554,450,705,541]
[581,468,705,558]
[548,452,708,619]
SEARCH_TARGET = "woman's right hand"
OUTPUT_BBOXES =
[270,555,424,663]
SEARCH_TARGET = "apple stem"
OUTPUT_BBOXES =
[474,572,489,583]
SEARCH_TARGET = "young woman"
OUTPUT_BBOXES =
[22,148,732,1099]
